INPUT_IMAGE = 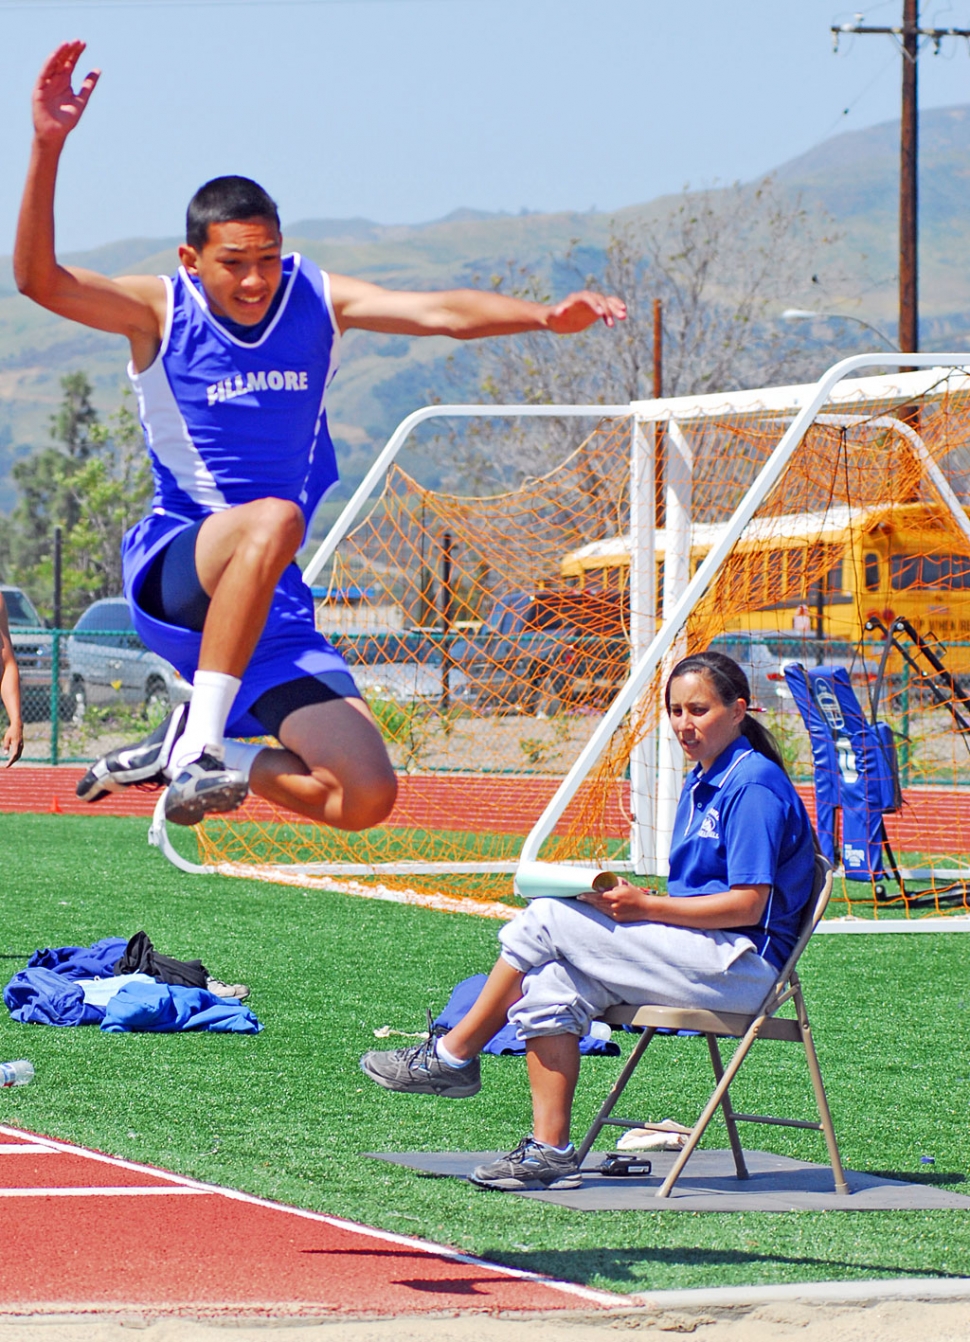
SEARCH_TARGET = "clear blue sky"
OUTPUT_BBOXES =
[2,0,970,252]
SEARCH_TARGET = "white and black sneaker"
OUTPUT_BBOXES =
[163,746,249,827]
[76,702,188,803]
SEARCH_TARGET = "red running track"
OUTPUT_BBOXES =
[0,1125,616,1317]
[2,765,970,852]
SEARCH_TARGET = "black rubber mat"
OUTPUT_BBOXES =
[367,1148,970,1212]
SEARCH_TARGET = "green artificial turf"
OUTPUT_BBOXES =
[1,812,969,1296]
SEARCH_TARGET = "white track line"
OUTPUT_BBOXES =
[0,1124,624,1309]
[0,1144,56,1154]
[0,1186,209,1197]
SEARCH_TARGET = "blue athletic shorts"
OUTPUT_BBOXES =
[122,512,361,738]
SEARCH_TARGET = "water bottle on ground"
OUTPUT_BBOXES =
[0,1060,34,1087]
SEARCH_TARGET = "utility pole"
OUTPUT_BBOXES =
[652,298,664,528]
[832,4,970,359]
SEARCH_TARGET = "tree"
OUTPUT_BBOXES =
[3,375,152,623]
[49,370,100,461]
[451,177,857,492]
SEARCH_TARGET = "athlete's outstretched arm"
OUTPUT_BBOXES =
[330,274,626,340]
[14,41,164,367]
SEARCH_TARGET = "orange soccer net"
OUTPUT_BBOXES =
[195,365,970,918]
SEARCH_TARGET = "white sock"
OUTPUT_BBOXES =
[221,739,263,782]
[436,1039,472,1069]
[171,671,241,771]
[537,1139,574,1154]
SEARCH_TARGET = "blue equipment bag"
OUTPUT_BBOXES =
[784,664,900,881]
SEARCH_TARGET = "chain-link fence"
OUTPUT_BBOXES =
[7,626,191,765]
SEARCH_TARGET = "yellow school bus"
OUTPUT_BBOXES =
[560,501,970,670]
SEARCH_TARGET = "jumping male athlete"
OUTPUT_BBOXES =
[16,41,626,830]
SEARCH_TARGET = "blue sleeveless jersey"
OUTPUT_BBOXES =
[129,253,340,522]
[121,254,353,732]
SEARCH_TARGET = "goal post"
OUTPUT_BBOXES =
[520,352,970,923]
[151,354,970,924]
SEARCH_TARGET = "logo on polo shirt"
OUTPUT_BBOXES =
[206,369,309,405]
[698,806,720,840]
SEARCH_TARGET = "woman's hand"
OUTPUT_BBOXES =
[578,881,771,929]
[577,879,654,923]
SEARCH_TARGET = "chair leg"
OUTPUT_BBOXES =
[793,980,849,1195]
[574,1027,657,1167]
[656,1021,762,1198]
[706,1035,749,1181]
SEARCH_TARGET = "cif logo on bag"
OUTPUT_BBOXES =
[812,681,859,785]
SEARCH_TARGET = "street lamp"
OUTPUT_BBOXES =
[780,308,900,352]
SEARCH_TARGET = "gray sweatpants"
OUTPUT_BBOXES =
[498,897,778,1039]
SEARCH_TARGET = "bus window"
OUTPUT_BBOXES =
[748,553,767,607]
[787,549,806,597]
[864,552,880,591]
[891,553,970,590]
[807,544,844,595]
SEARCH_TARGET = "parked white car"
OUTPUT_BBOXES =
[0,584,61,722]
[66,597,192,720]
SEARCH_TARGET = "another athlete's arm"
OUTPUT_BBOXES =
[330,274,626,339]
[14,42,165,368]
[0,596,23,768]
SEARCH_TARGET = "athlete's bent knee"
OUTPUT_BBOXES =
[340,771,398,831]
[243,498,304,564]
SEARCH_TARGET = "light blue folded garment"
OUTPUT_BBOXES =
[76,973,156,1007]
[101,981,262,1033]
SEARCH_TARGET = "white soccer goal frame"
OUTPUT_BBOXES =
[147,358,970,929]
[520,353,970,907]
[149,403,631,877]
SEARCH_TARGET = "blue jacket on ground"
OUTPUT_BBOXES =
[27,938,128,980]
[3,967,104,1026]
[4,944,262,1033]
[101,981,261,1033]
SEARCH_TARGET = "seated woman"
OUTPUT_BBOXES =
[360,650,817,1191]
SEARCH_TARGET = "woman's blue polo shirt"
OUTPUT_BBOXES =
[667,735,816,969]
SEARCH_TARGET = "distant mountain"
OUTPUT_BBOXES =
[1,105,969,520]
[775,104,970,324]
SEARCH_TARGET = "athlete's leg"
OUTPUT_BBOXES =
[247,697,397,829]
[165,498,304,773]
[192,497,304,678]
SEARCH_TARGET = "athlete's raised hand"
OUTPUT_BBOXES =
[32,41,100,145]
[545,290,627,334]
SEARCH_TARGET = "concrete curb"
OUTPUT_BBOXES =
[628,1275,970,1309]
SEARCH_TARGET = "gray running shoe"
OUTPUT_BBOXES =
[163,747,249,827]
[360,1033,481,1098]
[206,978,250,1000]
[76,702,188,802]
[471,1137,581,1191]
